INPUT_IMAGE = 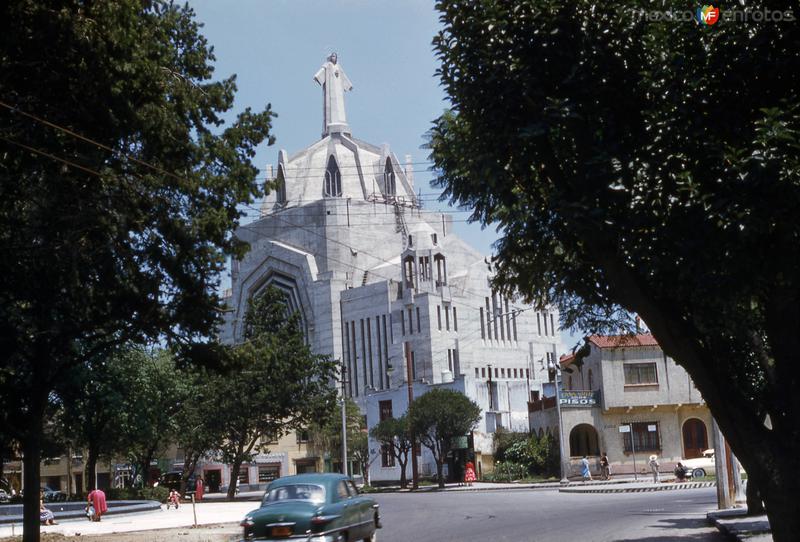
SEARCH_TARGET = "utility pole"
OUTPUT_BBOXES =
[405,342,419,489]
[340,360,348,477]
[628,423,638,481]
[551,355,570,485]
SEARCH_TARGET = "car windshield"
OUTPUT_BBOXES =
[264,484,325,504]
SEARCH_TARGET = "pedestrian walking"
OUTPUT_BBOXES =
[648,455,660,483]
[195,476,204,501]
[464,460,476,487]
[599,453,610,480]
[581,456,592,481]
[86,488,107,521]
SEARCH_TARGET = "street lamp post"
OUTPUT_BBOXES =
[405,341,419,490]
[340,360,349,477]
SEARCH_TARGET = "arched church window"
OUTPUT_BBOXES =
[324,155,342,197]
[384,157,395,196]
[276,166,287,204]
[403,255,415,289]
[434,254,447,286]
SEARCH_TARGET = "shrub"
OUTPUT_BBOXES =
[484,461,529,482]
[493,429,528,463]
[493,432,561,478]
[140,486,169,502]
[105,486,169,502]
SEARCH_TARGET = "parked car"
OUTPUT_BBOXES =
[154,471,196,497]
[40,486,66,502]
[240,473,381,542]
[682,448,746,478]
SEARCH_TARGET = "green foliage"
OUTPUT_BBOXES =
[139,486,170,503]
[1,0,274,535]
[310,397,371,481]
[105,485,168,502]
[483,462,529,483]
[209,286,338,498]
[492,429,528,463]
[429,1,800,537]
[493,431,559,478]
[116,349,191,486]
[369,415,413,487]
[408,389,481,488]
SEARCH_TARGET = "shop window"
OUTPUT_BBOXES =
[622,422,661,452]
[258,464,281,483]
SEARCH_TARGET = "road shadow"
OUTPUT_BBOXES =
[612,516,728,541]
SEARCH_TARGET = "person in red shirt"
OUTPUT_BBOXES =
[195,476,204,501]
[464,461,477,486]
[86,488,107,522]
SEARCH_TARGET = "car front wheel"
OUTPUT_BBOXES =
[363,517,378,542]
[692,468,706,478]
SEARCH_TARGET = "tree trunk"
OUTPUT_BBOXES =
[22,426,42,542]
[179,451,200,497]
[227,460,242,501]
[746,476,764,516]
[85,447,98,491]
[65,445,73,497]
[398,456,408,489]
[435,459,445,488]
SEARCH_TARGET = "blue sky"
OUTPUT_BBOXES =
[188,0,580,350]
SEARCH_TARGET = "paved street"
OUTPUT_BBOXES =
[373,487,726,542]
[2,486,728,541]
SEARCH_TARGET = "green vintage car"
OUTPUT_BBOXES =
[240,473,381,542]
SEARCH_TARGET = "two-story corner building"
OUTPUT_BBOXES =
[528,334,712,477]
[219,55,563,486]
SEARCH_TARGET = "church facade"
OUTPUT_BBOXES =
[222,55,563,483]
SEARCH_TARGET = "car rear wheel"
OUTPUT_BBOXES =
[692,468,706,478]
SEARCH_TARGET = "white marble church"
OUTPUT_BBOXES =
[222,55,563,483]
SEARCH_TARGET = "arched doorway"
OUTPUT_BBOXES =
[569,424,600,457]
[682,418,708,459]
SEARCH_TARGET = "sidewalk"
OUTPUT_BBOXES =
[559,480,715,494]
[708,507,772,542]
[370,475,701,493]
[0,501,256,538]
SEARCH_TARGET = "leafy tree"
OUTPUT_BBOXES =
[58,350,132,492]
[408,389,481,488]
[370,415,413,488]
[117,349,188,489]
[428,1,799,537]
[211,287,337,500]
[0,0,272,538]
[172,369,222,496]
[310,397,372,480]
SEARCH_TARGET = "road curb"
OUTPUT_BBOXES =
[559,481,715,494]
[707,508,772,541]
